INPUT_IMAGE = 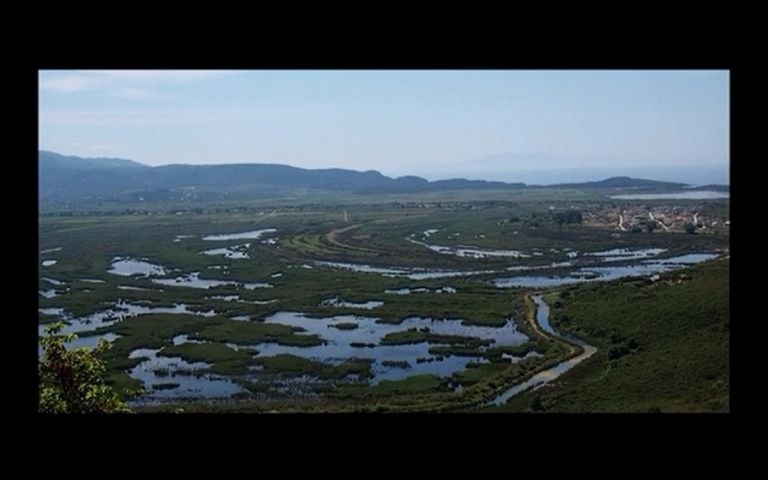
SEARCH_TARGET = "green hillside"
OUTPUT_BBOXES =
[485,257,730,412]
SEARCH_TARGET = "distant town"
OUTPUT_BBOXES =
[582,203,729,234]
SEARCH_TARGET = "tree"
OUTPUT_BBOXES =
[552,210,583,225]
[39,322,129,413]
[683,223,697,234]
[646,221,658,233]
[608,345,630,360]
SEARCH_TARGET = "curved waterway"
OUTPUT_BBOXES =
[487,294,597,406]
[493,253,718,288]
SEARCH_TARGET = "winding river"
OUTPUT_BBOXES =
[487,294,597,406]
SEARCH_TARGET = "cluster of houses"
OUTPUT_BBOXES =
[582,204,729,233]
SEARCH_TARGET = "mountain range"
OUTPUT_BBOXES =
[38,150,727,203]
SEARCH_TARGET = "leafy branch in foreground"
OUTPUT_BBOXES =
[39,322,130,414]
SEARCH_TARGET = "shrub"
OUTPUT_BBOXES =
[39,322,130,413]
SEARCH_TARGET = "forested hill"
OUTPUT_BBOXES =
[39,151,526,201]
[550,176,687,190]
[38,151,726,203]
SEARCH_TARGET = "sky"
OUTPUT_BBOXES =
[38,70,729,185]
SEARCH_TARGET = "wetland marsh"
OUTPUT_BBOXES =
[38,198,729,412]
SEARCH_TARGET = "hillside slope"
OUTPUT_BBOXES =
[38,151,526,201]
[485,257,729,412]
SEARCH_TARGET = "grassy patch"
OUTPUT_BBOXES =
[454,362,510,385]
[158,342,252,364]
[330,322,359,330]
[372,374,444,393]
[254,354,373,380]
[152,382,181,390]
[193,321,323,346]
[380,329,493,346]
[381,360,410,368]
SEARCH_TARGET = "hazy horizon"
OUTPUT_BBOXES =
[39,70,729,186]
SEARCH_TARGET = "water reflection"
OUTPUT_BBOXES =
[494,252,718,288]
[202,229,277,241]
[242,312,528,384]
[127,348,243,400]
[321,297,383,309]
[202,243,250,259]
[108,258,166,277]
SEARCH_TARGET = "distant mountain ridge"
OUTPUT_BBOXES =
[38,151,728,203]
[40,151,148,170]
[550,176,687,190]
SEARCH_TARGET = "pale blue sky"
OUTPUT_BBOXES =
[38,70,729,184]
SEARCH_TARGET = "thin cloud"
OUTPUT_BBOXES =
[112,88,172,100]
[94,70,233,83]
[39,70,234,97]
[39,74,96,93]
[39,106,306,127]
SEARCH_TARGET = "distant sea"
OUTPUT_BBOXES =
[413,165,729,187]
